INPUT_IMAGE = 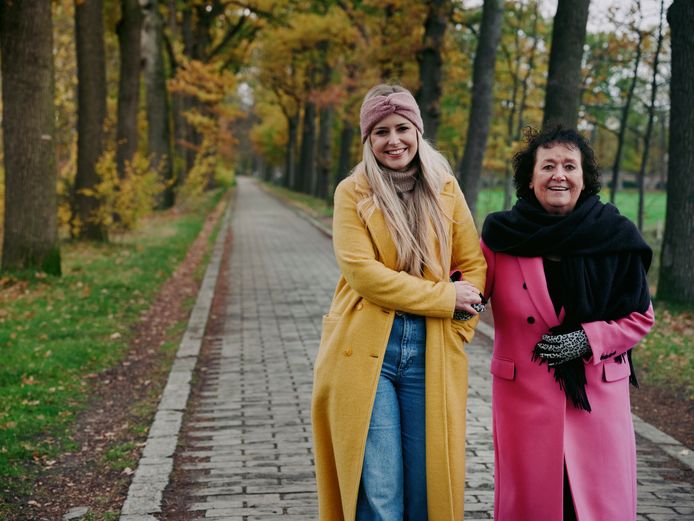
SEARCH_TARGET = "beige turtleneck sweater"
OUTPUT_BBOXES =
[382,164,418,202]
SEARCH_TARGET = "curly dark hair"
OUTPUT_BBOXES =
[512,126,601,200]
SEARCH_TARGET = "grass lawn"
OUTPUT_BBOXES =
[0,188,227,509]
[637,303,694,400]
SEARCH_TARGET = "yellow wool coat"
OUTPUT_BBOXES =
[311,170,487,521]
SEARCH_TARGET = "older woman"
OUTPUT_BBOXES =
[312,84,486,521]
[481,126,654,521]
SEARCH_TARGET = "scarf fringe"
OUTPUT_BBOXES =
[553,359,592,412]
[532,346,592,412]
[616,351,639,388]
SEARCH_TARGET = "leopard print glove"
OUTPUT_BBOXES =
[453,302,486,321]
[532,328,591,367]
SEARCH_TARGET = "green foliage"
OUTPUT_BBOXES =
[169,58,239,201]
[178,153,217,202]
[249,98,290,166]
[73,151,167,237]
[0,191,222,503]
[103,441,138,471]
[37,247,62,277]
[214,163,236,189]
[636,302,694,399]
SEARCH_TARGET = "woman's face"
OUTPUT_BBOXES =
[530,143,585,215]
[369,113,418,170]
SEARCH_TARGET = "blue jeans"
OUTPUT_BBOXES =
[356,313,427,521]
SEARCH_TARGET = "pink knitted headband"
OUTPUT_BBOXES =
[359,91,424,142]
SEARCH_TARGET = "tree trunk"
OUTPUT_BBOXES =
[142,0,174,208]
[501,6,523,211]
[262,160,273,182]
[336,121,355,191]
[380,5,395,81]
[192,4,213,61]
[74,0,108,241]
[314,53,334,200]
[505,1,540,209]
[637,0,664,231]
[316,105,334,200]
[417,0,449,142]
[0,0,61,274]
[542,0,590,129]
[182,4,215,178]
[515,0,539,139]
[284,114,299,189]
[166,0,188,187]
[456,0,503,220]
[115,0,143,179]
[297,99,317,194]
[334,63,359,197]
[610,29,643,203]
[658,111,667,187]
[658,0,694,304]
[181,7,202,174]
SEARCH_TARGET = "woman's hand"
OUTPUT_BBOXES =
[454,280,483,316]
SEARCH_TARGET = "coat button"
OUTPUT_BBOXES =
[344,348,352,356]
[356,302,364,311]
[522,282,527,290]
[527,316,535,324]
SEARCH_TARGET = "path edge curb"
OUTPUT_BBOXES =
[118,201,233,520]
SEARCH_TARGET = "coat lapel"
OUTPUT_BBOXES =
[364,208,399,268]
[517,256,563,328]
[440,186,455,232]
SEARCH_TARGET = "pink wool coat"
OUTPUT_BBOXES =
[481,240,654,521]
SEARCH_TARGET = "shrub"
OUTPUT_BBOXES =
[75,151,168,236]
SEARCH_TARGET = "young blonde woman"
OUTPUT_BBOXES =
[311,84,487,521]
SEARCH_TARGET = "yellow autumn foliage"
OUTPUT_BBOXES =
[75,151,167,235]
[169,57,238,201]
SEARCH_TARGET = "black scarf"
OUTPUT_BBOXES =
[482,195,652,411]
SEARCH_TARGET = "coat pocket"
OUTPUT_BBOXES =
[319,314,340,348]
[450,316,478,343]
[314,315,341,371]
[603,361,631,382]
[490,356,515,381]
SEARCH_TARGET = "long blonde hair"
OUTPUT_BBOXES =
[356,84,452,279]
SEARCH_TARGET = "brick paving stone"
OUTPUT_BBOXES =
[187,486,244,496]
[144,177,693,520]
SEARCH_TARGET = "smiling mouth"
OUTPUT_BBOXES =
[385,148,407,156]
[548,186,569,191]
